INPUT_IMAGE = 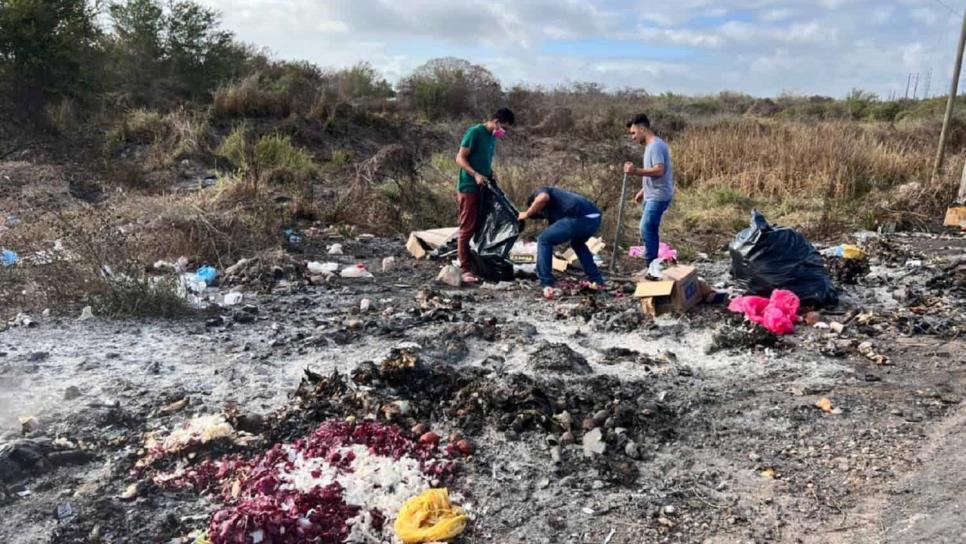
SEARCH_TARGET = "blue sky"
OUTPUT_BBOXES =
[200,0,965,98]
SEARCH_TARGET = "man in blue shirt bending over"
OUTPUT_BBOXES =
[623,113,674,270]
[518,187,605,299]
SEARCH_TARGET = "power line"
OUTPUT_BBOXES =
[932,0,959,16]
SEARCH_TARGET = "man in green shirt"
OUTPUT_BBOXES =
[453,108,515,284]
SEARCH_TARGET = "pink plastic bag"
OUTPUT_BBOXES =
[658,243,678,262]
[628,246,645,258]
[728,289,801,335]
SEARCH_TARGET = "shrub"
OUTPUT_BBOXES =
[398,57,503,120]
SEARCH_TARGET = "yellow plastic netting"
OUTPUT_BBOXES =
[394,488,467,544]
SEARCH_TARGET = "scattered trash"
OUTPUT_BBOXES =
[554,237,606,272]
[821,244,866,260]
[5,213,21,228]
[1,249,18,267]
[340,264,374,279]
[360,298,373,312]
[582,428,606,457]
[760,467,777,479]
[11,313,35,328]
[435,265,462,287]
[382,256,397,273]
[394,488,467,544]
[78,306,94,321]
[905,259,923,268]
[307,261,340,275]
[728,289,801,335]
[407,228,459,259]
[222,292,243,306]
[729,211,838,307]
[658,242,678,262]
[814,397,842,415]
[628,246,645,258]
[328,243,344,255]
[633,265,702,317]
[858,341,889,365]
[196,266,218,286]
[55,501,74,522]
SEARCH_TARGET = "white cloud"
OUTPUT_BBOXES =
[195,0,960,97]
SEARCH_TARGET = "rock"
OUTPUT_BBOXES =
[78,306,94,321]
[64,386,82,400]
[28,352,48,363]
[582,428,606,457]
[748,452,762,462]
[624,441,640,459]
[436,265,462,287]
[381,256,397,273]
[561,431,575,445]
[581,418,596,431]
[233,312,255,324]
[592,409,610,426]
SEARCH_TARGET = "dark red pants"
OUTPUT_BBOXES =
[457,192,479,273]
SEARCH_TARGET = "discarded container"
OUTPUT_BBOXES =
[821,244,866,260]
[407,228,459,259]
[328,243,344,255]
[308,261,339,275]
[78,306,94,321]
[394,488,467,544]
[340,264,374,279]
[633,265,702,317]
[223,292,243,306]
[729,211,838,308]
[196,266,218,286]
[1,249,18,267]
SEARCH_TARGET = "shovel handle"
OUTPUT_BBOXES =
[610,172,630,273]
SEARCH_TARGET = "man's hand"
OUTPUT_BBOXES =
[633,190,644,204]
[474,173,488,187]
[623,161,636,175]
[517,211,528,221]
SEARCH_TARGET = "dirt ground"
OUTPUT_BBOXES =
[1,229,964,544]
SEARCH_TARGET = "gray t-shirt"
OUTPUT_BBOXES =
[642,137,674,202]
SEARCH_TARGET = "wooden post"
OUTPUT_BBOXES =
[610,172,629,273]
[932,7,966,180]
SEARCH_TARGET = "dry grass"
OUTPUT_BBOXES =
[108,107,213,171]
[212,73,291,118]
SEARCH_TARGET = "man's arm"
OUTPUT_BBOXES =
[623,161,664,178]
[455,147,487,187]
[518,192,550,221]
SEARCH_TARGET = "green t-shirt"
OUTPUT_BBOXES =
[457,124,495,193]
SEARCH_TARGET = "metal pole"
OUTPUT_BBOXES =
[610,172,629,273]
[932,7,966,180]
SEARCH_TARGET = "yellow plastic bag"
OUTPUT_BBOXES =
[840,244,866,260]
[394,488,467,544]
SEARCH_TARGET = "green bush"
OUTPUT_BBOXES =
[398,57,502,120]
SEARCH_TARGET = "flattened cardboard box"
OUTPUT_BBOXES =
[633,265,703,316]
[406,227,458,259]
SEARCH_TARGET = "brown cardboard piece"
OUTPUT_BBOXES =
[633,265,703,317]
[554,237,605,272]
[944,206,966,228]
[406,228,459,259]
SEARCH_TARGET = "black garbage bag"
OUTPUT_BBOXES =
[729,210,838,308]
[469,181,520,282]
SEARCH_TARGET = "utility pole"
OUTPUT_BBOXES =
[932,7,966,181]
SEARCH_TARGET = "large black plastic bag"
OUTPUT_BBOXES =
[729,210,838,308]
[469,181,520,282]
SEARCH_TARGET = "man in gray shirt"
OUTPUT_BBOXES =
[623,113,674,267]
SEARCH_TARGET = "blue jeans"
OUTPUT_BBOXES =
[537,216,604,286]
[640,200,671,265]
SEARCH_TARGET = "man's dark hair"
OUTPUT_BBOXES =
[626,113,650,129]
[493,108,515,125]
